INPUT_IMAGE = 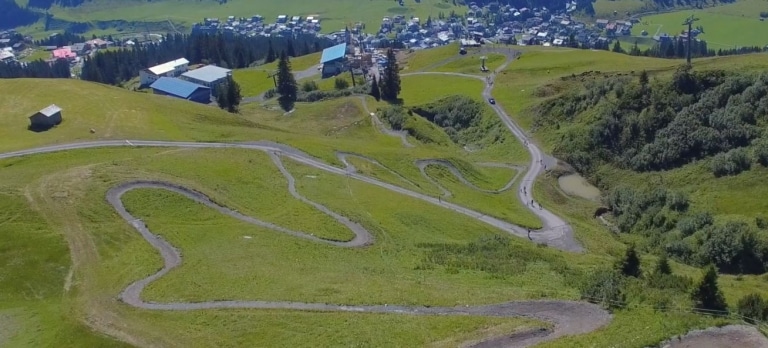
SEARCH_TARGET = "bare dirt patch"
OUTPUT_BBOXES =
[659,325,768,348]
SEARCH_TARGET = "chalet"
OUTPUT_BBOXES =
[29,104,63,130]
[596,19,609,28]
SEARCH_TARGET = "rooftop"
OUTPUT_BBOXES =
[181,64,232,83]
[320,43,347,64]
[38,104,62,117]
[150,77,210,98]
[148,58,190,76]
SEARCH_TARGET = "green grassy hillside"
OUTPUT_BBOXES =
[4,47,768,347]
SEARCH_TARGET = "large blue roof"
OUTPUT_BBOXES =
[150,77,209,98]
[320,43,347,64]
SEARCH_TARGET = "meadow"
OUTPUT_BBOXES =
[4,46,768,347]
[632,0,768,49]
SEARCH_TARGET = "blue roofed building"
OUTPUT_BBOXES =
[149,77,212,104]
[320,43,347,78]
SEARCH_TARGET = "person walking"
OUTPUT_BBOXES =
[527,229,532,240]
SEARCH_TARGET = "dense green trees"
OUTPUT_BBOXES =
[379,48,401,101]
[81,32,329,86]
[276,51,297,112]
[0,59,71,79]
[0,0,39,29]
[541,68,768,176]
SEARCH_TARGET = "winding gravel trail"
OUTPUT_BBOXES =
[401,48,580,252]
[415,159,523,198]
[0,49,610,346]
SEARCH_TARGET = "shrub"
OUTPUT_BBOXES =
[754,137,768,166]
[711,148,751,177]
[263,88,276,99]
[580,268,626,309]
[301,80,318,92]
[334,77,349,90]
[737,293,768,323]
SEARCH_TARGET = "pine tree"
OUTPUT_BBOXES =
[265,40,276,63]
[639,70,649,88]
[225,76,242,113]
[287,39,296,57]
[618,244,641,277]
[612,40,623,53]
[692,265,728,311]
[380,48,401,101]
[276,51,297,112]
[654,253,671,275]
[216,86,229,110]
[370,76,381,101]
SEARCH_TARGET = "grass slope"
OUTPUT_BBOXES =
[0,73,556,346]
[633,0,768,49]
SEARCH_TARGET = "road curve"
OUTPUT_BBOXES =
[0,140,573,250]
[401,48,581,253]
[98,150,610,347]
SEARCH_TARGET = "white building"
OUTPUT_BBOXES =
[139,58,190,86]
[179,64,232,94]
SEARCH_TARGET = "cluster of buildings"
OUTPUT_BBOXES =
[0,30,27,63]
[191,14,325,38]
[369,3,639,51]
[41,37,113,67]
[139,58,233,104]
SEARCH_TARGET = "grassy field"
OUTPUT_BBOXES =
[39,0,463,37]
[632,0,768,49]
[233,52,322,97]
[4,47,768,347]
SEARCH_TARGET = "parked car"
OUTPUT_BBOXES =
[488,98,496,104]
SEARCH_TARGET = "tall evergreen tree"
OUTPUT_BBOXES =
[654,253,671,275]
[216,87,229,110]
[692,265,728,311]
[287,39,296,57]
[225,76,242,113]
[265,39,276,63]
[618,244,641,278]
[370,76,381,101]
[276,51,297,112]
[380,48,401,101]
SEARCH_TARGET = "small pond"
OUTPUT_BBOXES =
[558,174,601,201]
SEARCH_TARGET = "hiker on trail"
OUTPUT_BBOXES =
[527,229,532,240]
[523,187,526,195]
[531,199,534,205]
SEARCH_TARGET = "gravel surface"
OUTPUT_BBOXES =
[0,50,607,346]
[658,325,768,348]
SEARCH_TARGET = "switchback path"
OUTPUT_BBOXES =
[0,48,606,347]
[401,48,579,252]
[0,139,610,347]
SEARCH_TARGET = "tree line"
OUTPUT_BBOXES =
[614,37,765,59]
[0,59,71,79]
[81,32,333,86]
[0,0,39,29]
